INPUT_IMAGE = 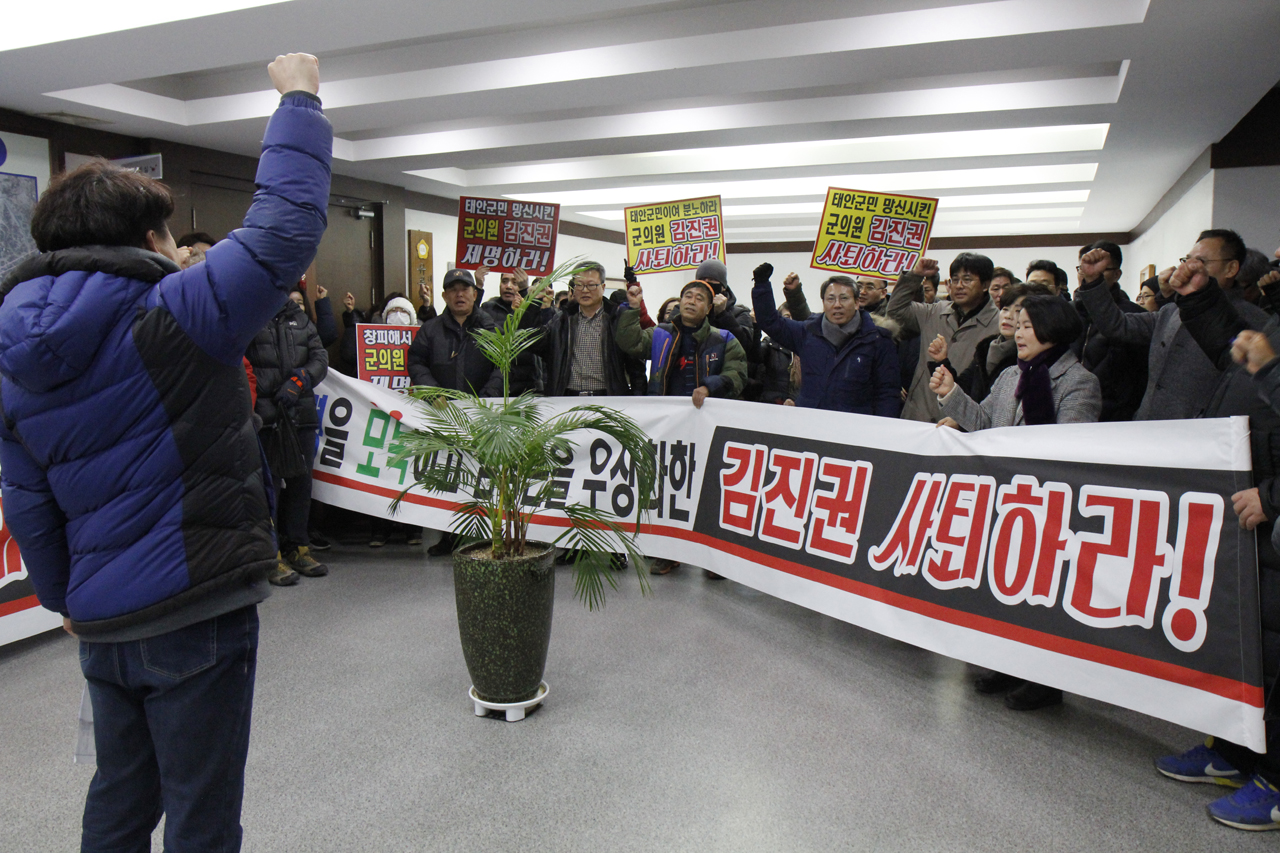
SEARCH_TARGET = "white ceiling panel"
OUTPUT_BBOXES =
[1,0,1278,242]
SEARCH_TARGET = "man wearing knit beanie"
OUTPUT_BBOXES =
[693,258,757,359]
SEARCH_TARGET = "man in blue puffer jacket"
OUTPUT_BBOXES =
[752,263,900,416]
[0,54,331,852]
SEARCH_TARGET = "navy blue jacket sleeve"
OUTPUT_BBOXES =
[151,94,333,364]
[872,330,902,417]
[752,281,807,354]
[0,422,70,615]
[313,296,339,347]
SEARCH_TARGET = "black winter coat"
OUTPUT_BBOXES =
[479,294,543,395]
[246,299,328,429]
[529,300,636,396]
[407,308,503,396]
[1072,283,1148,422]
[1176,284,1280,656]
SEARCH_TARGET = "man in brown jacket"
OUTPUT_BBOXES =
[888,252,1001,422]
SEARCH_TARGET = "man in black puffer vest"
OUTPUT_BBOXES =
[246,287,329,584]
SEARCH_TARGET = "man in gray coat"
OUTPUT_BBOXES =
[888,253,1001,422]
[1075,229,1267,420]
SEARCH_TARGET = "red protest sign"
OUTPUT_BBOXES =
[356,324,415,392]
[455,196,560,276]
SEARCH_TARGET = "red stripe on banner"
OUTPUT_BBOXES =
[0,595,41,618]
[313,470,1264,708]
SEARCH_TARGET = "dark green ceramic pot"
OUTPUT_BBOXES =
[453,541,555,703]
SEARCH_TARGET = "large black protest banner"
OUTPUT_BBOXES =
[311,372,1264,748]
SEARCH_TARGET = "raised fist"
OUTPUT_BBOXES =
[912,257,939,278]
[753,263,774,284]
[268,53,320,96]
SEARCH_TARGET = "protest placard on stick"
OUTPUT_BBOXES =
[625,195,725,275]
[811,188,938,281]
[356,324,414,392]
[455,196,560,276]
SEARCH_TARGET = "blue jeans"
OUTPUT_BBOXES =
[78,606,259,853]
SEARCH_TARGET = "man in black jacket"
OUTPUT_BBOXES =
[407,268,502,556]
[529,262,634,397]
[407,268,503,397]
[479,266,544,395]
[1084,248,1280,829]
[1071,240,1148,421]
[247,289,330,584]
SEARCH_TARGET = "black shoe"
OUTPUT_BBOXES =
[610,553,627,571]
[974,670,1024,695]
[427,533,455,558]
[1004,682,1062,711]
[556,548,577,566]
[308,531,331,551]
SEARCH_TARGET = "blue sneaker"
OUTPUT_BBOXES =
[1207,775,1280,830]
[1155,741,1244,787]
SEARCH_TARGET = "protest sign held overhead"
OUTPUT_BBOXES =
[356,324,414,392]
[625,195,725,275]
[811,188,938,281]
[455,196,560,276]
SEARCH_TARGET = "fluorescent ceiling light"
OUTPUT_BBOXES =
[579,193,1091,222]
[725,226,822,235]
[511,164,1098,207]
[43,0,1147,122]
[932,220,1083,236]
[346,73,1123,161]
[938,190,1092,207]
[936,207,1086,221]
[405,125,1109,186]
[3,0,292,52]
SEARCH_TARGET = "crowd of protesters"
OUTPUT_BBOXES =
[372,230,1280,831]
[6,48,1280,842]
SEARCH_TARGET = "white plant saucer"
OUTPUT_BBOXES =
[470,682,548,722]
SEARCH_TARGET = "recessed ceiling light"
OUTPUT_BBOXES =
[936,207,1086,221]
[406,125,1109,186]
[2,0,293,52]
[512,164,1098,207]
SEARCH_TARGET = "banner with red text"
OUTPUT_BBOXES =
[455,196,560,276]
[810,187,937,280]
[0,489,62,646]
[310,372,1264,749]
[624,195,725,275]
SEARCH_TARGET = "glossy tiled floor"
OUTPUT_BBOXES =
[4,541,1275,852]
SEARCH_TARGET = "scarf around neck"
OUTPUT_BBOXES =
[1014,342,1069,425]
[821,312,861,348]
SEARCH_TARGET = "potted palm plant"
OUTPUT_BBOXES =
[392,258,657,715]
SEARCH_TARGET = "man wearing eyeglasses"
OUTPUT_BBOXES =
[531,262,635,397]
[888,252,1000,422]
[1076,229,1268,421]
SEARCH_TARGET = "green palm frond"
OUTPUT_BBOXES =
[395,254,656,607]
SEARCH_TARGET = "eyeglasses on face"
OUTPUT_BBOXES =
[572,282,601,291]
